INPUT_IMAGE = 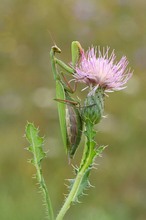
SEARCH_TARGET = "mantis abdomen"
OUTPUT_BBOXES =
[66,103,83,158]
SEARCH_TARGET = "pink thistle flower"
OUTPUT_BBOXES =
[74,47,132,92]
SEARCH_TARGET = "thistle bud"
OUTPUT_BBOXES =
[81,88,104,125]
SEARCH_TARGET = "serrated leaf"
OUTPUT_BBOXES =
[68,167,91,203]
[25,123,54,219]
[67,146,106,203]
[96,145,107,156]
[25,122,46,167]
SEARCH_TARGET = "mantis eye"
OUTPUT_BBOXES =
[52,45,61,53]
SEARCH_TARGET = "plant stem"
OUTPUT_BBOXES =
[36,165,54,220]
[56,162,89,220]
[56,122,95,220]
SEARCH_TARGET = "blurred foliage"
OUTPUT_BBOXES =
[0,0,146,219]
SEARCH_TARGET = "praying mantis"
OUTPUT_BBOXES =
[50,41,84,159]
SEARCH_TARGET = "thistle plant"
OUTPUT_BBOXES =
[25,41,132,220]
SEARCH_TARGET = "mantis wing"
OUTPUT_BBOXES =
[56,80,67,152]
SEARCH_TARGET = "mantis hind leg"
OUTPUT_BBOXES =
[54,98,79,106]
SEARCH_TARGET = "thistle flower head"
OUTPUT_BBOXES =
[74,47,132,92]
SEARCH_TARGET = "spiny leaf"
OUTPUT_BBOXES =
[67,146,107,203]
[25,122,46,167]
[68,167,91,203]
[25,123,54,220]
[96,145,107,157]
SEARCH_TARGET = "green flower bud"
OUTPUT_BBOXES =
[81,88,104,125]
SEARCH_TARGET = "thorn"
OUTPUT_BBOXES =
[92,165,98,170]
[82,192,88,196]
[76,96,81,102]
[63,193,68,197]
[81,86,89,92]
[45,150,49,154]
[32,174,36,179]
[92,162,98,166]
[76,199,82,204]
[71,164,78,170]
[84,186,89,191]
[89,183,95,188]
[102,114,108,119]
[104,92,109,97]
[64,183,69,188]
[65,178,72,182]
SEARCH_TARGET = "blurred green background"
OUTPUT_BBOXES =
[0,0,146,219]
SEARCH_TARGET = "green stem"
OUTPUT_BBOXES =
[56,122,95,220]
[79,136,87,169]
[36,165,54,220]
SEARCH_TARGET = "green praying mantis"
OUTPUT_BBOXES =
[50,41,84,159]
